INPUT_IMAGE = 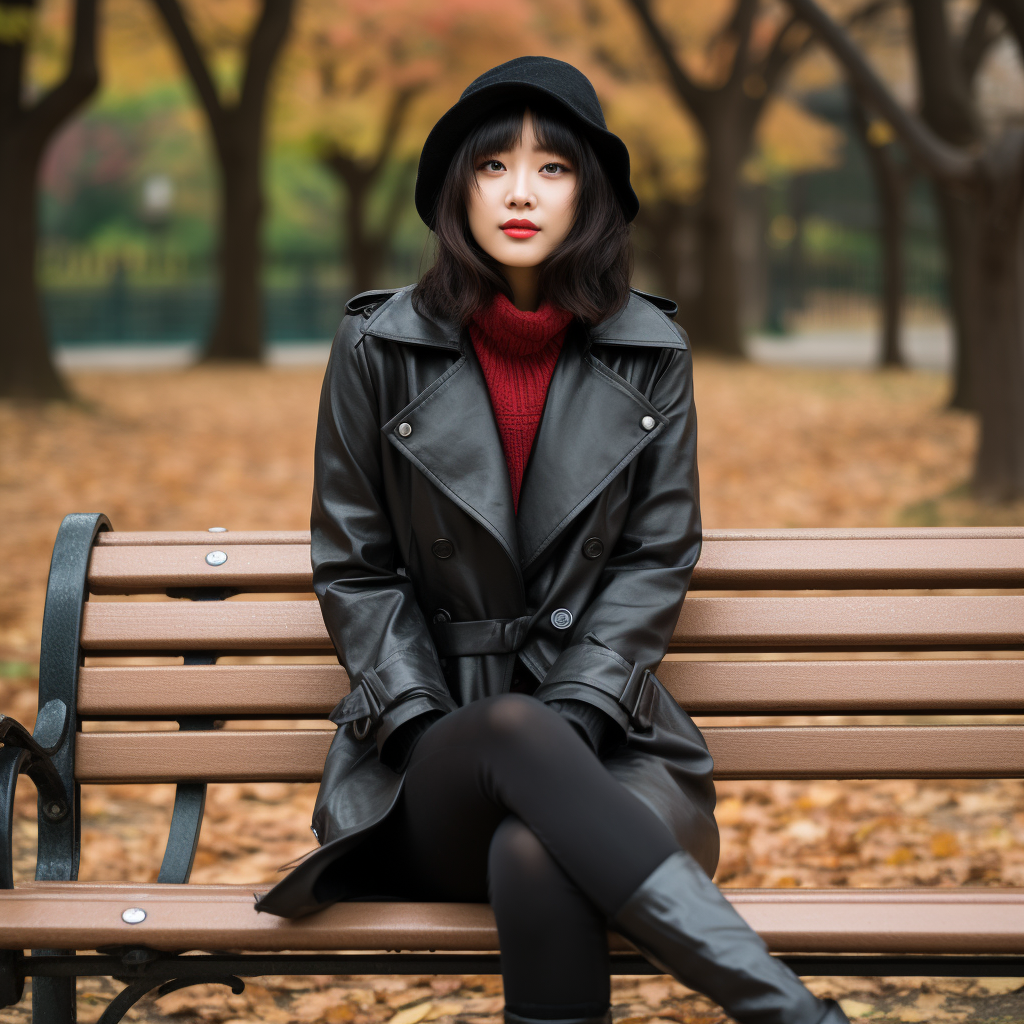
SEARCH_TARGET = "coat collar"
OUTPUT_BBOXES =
[383,330,671,581]
[361,286,687,353]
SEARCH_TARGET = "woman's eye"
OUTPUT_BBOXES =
[482,160,504,172]
[542,162,567,174]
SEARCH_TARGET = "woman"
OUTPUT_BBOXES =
[257,57,848,1024]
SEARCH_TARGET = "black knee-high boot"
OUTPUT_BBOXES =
[611,852,849,1024]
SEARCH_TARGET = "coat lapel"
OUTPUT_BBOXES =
[384,347,520,571]
[516,327,667,570]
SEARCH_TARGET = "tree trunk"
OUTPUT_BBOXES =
[204,119,263,361]
[0,143,70,399]
[780,0,1024,498]
[905,0,984,398]
[934,183,984,407]
[971,152,1024,499]
[858,136,905,367]
[150,0,294,363]
[0,0,99,401]
[850,92,908,368]
[633,198,699,324]
[877,174,906,368]
[345,173,380,296]
[694,122,746,355]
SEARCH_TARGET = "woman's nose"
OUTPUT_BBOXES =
[506,167,535,208]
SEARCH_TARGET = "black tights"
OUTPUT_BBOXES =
[378,694,680,1019]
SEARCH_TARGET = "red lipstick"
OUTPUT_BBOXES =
[501,218,539,239]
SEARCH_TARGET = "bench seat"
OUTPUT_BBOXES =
[4,517,1024,1023]
[2,884,1023,955]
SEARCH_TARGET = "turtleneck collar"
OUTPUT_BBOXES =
[469,292,574,357]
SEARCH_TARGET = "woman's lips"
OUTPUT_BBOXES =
[501,219,539,239]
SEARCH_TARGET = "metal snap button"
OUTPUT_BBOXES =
[582,537,604,559]
[550,608,573,630]
[432,538,454,559]
[205,551,228,566]
[641,415,656,431]
[433,609,452,624]
[122,908,146,924]
[397,422,413,437]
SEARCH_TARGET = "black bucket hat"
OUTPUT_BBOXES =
[415,56,639,229]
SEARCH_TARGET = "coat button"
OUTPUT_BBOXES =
[641,415,656,431]
[582,537,604,559]
[433,609,451,624]
[397,422,413,437]
[432,538,454,559]
[550,608,573,630]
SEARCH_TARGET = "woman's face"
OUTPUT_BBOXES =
[466,111,577,272]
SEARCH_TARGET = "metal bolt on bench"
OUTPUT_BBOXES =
[2,513,1024,1024]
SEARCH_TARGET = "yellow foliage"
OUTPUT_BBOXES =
[756,95,845,174]
[274,0,551,164]
[604,81,702,203]
[26,0,862,213]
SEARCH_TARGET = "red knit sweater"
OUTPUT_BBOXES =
[469,293,573,512]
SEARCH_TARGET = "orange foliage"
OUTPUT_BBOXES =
[274,0,550,166]
[27,0,848,210]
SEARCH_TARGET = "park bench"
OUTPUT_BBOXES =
[1,512,1023,1024]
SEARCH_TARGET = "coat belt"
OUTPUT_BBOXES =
[430,616,532,658]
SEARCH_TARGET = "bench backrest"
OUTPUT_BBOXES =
[37,516,1024,881]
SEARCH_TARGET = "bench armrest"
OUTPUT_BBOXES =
[0,701,71,889]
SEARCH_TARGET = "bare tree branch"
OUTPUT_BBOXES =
[238,0,294,117]
[149,0,224,127]
[762,15,810,91]
[368,85,420,178]
[625,0,706,114]
[26,0,100,153]
[784,0,975,180]
[960,1,1000,82]
[724,0,759,89]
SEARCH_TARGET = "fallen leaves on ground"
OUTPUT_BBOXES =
[2,359,1022,1024]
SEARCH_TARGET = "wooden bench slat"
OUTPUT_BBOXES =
[78,664,351,716]
[88,545,311,592]
[86,532,1024,592]
[80,596,1024,653]
[695,537,1024,588]
[661,659,1024,714]
[2,883,1022,954]
[94,531,311,546]
[74,725,1024,784]
[76,659,1024,718]
[677,596,1024,648]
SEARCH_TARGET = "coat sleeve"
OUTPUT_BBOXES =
[534,344,701,734]
[312,317,457,757]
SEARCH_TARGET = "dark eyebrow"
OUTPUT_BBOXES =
[532,147,571,161]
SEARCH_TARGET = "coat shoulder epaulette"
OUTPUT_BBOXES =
[345,288,403,318]
[629,288,678,320]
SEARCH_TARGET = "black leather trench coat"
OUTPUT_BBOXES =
[256,285,718,918]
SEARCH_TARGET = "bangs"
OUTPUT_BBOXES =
[468,103,586,174]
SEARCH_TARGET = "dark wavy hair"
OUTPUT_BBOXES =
[413,101,632,326]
